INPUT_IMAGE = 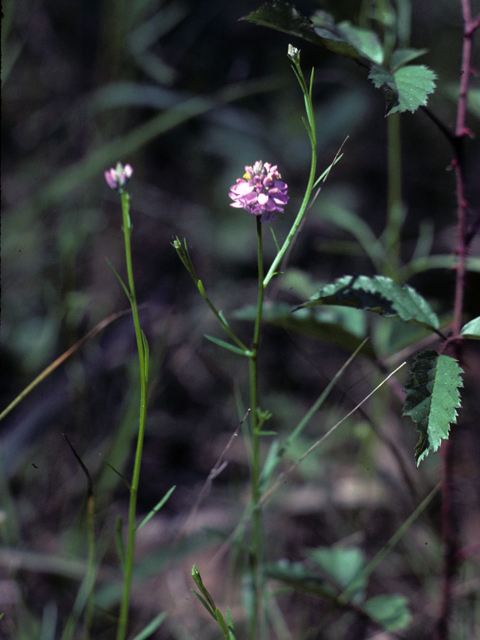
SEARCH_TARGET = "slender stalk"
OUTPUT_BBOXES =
[384,112,403,278]
[435,4,479,639]
[116,190,148,640]
[248,217,265,640]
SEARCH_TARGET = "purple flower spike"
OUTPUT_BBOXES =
[229,161,289,222]
[104,162,133,190]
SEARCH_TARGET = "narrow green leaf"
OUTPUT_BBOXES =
[204,334,249,356]
[99,453,131,489]
[403,350,464,465]
[105,257,131,301]
[296,275,439,331]
[363,594,411,631]
[226,608,236,640]
[191,564,216,613]
[191,590,216,619]
[141,329,149,381]
[461,316,480,339]
[270,226,281,252]
[131,612,167,640]
[136,486,176,531]
[214,608,230,638]
[115,516,126,573]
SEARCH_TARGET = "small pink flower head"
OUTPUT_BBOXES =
[104,162,133,190]
[229,161,289,223]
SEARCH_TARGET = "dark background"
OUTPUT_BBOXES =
[1,0,480,638]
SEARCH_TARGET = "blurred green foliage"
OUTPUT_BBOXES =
[1,0,480,638]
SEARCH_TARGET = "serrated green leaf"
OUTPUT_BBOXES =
[369,64,436,115]
[363,594,411,631]
[297,275,439,331]
[403,350,464,465]
[461,316,480,339]
[391,48,428,70]
[391,65,437,114]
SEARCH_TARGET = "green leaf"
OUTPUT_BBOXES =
[363,594,411,631]
[335,20,384,64]
[265,561,338,600]
[204,334,250,356]
[100,454,131,489]
[403,350,464,465]
[240,2,328,48]
[105,257,131,301]
[115,516,126,574]
[308,547,366,598]
[461,316,480,339]
[297,275,439,331]
[192,590,216,619]
[136,486,176,531]
[369,64,437,115]
[391,48,428,70]
[191,564,216,615]
[131,612,167,640]
[226,608,236,640]
[234,301,375,356]
[141,329,149,381]
[241,3,379,62]
[311,10,382,62]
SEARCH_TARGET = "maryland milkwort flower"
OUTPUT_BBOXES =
[229,161,289,223]
[104,162,133,190]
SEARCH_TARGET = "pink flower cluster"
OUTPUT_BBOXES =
[229,161,289,223]
[104,162,133,190]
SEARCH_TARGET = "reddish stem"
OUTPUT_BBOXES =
[435,3,479,639]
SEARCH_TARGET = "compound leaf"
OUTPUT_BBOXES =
[403,350,463,465]
[296,275,439,331]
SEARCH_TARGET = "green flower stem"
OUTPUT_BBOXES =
[116,190,148,640]
[263,60,317,288]
[248,216,266,640]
